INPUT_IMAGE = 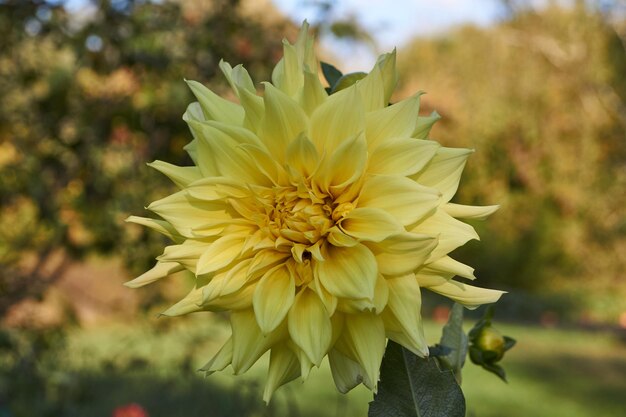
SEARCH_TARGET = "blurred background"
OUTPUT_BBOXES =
[1,0,625,416]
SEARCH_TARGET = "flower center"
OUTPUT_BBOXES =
[259,185,353,253]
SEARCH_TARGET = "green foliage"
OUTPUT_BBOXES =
[435,303,468,383]
[398,4,626,320]
[369,341,465,417]
[0,0,288,315]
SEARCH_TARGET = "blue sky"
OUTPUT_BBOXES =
[272,0,503,69]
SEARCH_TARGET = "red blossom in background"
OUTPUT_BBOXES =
[112,403,149,417]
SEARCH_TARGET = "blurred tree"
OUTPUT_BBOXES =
[0,0,292,316]
[398,2,626,320]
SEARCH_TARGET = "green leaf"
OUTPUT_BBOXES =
[438,303,468,383]
[321,62,343,90]
[369,341,465,417]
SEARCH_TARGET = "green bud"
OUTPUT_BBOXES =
[475,326,506,361]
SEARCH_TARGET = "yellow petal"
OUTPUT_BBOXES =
[272,40,304,98]
[368,138,440,177]
[335,313,385,388]
[248,249,291,279]
[412,147,473,202]
[328,349,373,394]
[413,110,441,139]
[182,101,205,123]
[238,87,265,132]
[230,309,287,374]
[339,207,403,242]
[196,234,246,275]
[185,79,244,125]
[426,256,475,280]
[327,227,360,247]
[298,70,328,116]
[202,258,252,302]
[367,232,437,276]
[186,176,250,201]
[317,132,368,192]
[161,286,203,316]
[411,209,479,261]
[157,239,208,273]
[336,273,389,314]
[443,203,500,220]
[147,160,202,188]
[365,93,422,149]
[294,20,317,72]
[200,337,233,375]
[219,60,255,95]
[425,280,505,309]
[190,121,270,185]
[377,49,398,104]
[259,82,308,162]
[384,274,429,356]
[359,175,440,226]
[253,265,296,334]
[310,275,338,316]
[315,243,378,300]
[309,84,365,154]
[288,288,332,366]
[124,261,184,288]
[286,133,320,179]
[355,63,385,111]
[148,191,236,237]
[203,282,255,311]
[263,344,300,403]
[125,215,182,242]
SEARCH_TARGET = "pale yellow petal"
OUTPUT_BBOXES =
[263,344,300,403]
[298,70,328,116]
[315,243,378,300]
[230,309,287,374]
[288,288,332,366]
[335,313,385,388]
[125,215,182,242]
[203,282,255,311]
[200,337,233,375]
[161,286,203,316]
[412,147,473,202]
[147,160,202,188]
[196,234,246,275]
[339,207,403,242]
[311,275,338,316]
[317,132,368,193]
[413,110,441,139]
[337,273,388,314]
[219,60,255,95]
[367,232,437,276]
[359,175,440,226]
[368,138,440,177]
[425,280,505,309]
[124,261,184,288]
[411,209,479,261]
[272,40,303,98]
[309,84,365,154]
[384,274,429,356]
[328,349,373,394]
[365,93,422,149]
[185,79,244,125]
[148,191,237,237]
[286,133,320,179]
[426,256,475,280]
[157,239,208,273]
[253,265,296,333]
[355,63,385,111]
[186,176,250,201]
[377,49,398,104]
[443,203,500,220]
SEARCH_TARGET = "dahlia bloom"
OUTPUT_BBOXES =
[127,22,503,401]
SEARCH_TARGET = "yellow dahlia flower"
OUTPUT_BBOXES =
[126,22,503,401]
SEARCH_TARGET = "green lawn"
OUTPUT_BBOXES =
[25,315,626,417]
